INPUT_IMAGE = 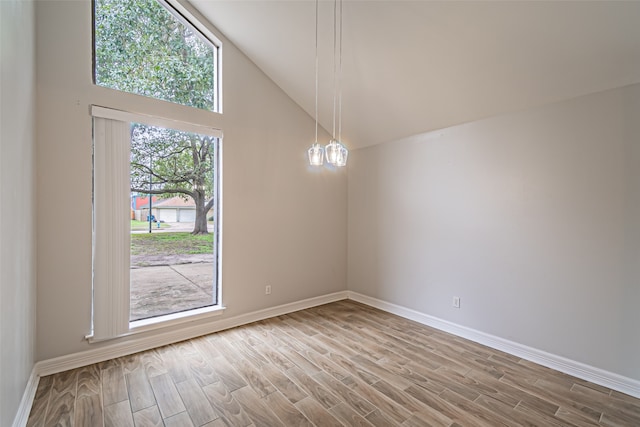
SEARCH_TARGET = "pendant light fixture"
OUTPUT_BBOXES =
[308,0,324,166]
[308,0,348,167]
[325,0,348,167]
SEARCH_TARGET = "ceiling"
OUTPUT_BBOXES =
[191,0,640,150]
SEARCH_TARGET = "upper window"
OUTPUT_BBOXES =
[94,0,219,112]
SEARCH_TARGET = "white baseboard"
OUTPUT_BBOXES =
[348,291,640,399]
[12,368,39,427]
[35,291,348,377]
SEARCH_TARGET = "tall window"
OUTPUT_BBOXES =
[92,109,222,340]
[91,0,223,341]
[94,0,219,111]
[129,123,219,322]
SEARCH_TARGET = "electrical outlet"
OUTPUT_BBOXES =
[265,285,272,295]
[452,296,461,308]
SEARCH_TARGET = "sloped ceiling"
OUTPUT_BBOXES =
[191,0,640,149]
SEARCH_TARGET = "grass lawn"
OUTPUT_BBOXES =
[131,232,213,256]
[131,220,170,231]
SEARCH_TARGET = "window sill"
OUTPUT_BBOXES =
[130,304,226,332]
[86,305,226,343]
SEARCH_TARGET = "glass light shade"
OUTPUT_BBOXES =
[335,143,348,167]
[326,139,348,167]
[325,139,340,165]
[308,142,324,166]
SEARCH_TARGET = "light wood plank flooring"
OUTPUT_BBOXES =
[27,300,640,426]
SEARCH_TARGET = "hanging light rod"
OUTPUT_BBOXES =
[308,0,324,166]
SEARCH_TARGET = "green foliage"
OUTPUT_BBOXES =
[129,124,214,203]
[94,0,215,110]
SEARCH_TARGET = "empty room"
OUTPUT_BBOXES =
[1,0,639,426]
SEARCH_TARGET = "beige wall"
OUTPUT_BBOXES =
[0,0,37,424]
[35,1,346,361]
[348,84,640,380]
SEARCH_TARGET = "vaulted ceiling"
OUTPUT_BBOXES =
[191,0,640,149]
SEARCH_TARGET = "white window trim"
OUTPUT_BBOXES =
[87,306,226,343]
[91,105,223,139]
[90,106,223,342]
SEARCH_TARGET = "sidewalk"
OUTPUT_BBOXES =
[130,262,214,321]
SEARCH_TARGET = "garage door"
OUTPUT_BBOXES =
[158,208,177,222]
[179,208,196,223]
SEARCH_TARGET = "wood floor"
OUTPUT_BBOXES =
[27,300,640,427]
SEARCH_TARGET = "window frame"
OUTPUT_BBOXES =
[86,105,225,342]
[89,0,225,342]
[90,106,224,342]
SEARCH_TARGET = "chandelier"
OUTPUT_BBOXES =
[308,0,348,167]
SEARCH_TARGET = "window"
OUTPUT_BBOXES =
[91,0,223,341]
[94,0,220,112]
[129,123,219,322]
[92,108,222,341]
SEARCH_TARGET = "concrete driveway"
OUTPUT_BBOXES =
[130,262,215,321]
